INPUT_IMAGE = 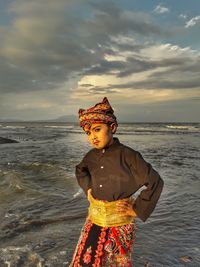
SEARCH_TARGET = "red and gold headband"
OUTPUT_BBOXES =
[78,97,118,131]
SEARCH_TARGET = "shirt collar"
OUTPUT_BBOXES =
[98,137,120,153]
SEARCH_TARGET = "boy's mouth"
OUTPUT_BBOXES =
[93,141,99,145]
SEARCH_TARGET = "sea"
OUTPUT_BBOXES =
[0,122,199,267]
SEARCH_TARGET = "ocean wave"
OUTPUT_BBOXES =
[1,123,199,136]
[117,129,200,135]
[52,128,200,136]
[166,125,198,131]
[73,188,84,198]
[0,245,69,267]
[1,125,26,129]
[0,170,26,193]
[43,125,74,129]
[58,125,200,135]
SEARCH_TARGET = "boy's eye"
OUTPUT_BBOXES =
[95,128,100,132]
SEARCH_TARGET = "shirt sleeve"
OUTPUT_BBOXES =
[131,152,164,222]
[75,156,91,196]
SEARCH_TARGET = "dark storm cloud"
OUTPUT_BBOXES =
[87,1,162,36]
[88,87,118,94]
[83,54,200,79]
[117,55,200,78]
[0,0,164,94]
[80,84,94,88]
[83,57,155,77]
[83,59,127,75]
[95,76,200,91]
[86,65,200,91]
[83,50,200,92]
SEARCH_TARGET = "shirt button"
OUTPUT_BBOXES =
[101,166,104,169]
[100,184,103,187]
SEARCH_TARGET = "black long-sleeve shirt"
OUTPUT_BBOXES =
[75,137,164,222]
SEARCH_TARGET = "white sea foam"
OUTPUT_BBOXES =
[4,213,17,218]
[73,188,83,198]
[166,125,198,131]
[4,126,26,129]
[0,122,199,266]
[2,245,30,252]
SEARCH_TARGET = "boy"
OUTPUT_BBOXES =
[70,97,164,267]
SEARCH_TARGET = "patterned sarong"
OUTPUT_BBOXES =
[69,217,137,267]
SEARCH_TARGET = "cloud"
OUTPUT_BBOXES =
[109,77,200,90]
[1,0,96,94]
[0,83,80,120]
[179,14,187,19]
[0,0,163,95]
[1,0,199,121]
[72,42,200,102]
[83,42,198,78]
[154,4,170,14]
[185,15,200,28]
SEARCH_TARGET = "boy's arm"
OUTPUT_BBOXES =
[75,157,91,196]
[132,152,164,222]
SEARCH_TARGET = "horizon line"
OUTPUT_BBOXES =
[0,120,199,124]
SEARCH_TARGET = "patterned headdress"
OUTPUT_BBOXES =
[78,97,118,131]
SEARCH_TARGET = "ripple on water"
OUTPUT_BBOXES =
[0,245,69,267]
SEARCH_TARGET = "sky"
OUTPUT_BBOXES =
[0,0,200,122]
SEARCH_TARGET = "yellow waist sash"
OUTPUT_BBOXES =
[87,189,136,227]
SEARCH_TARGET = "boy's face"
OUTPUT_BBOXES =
[84,123,116,149]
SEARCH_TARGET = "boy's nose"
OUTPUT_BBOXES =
[88,132,96,141]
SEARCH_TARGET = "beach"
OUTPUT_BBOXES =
[0,122,200,266]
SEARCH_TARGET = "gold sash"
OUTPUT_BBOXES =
[87,189,136,227]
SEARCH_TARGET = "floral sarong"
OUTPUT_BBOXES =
[69,217,137,267]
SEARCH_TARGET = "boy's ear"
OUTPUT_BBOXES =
[110,123,117,134]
